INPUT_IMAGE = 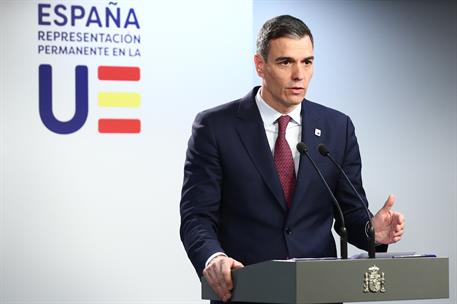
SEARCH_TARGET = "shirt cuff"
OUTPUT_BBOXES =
[205,252,227,268]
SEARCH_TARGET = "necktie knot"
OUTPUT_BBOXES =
[277,115,291,136]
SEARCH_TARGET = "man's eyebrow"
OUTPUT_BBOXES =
[274,56,314,62]
[274,56,294,62]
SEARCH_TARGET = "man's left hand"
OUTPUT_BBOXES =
[372,194,405,244]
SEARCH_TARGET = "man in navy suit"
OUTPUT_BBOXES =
[180,15,405,303]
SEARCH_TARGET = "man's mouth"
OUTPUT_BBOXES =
[288,87,305,94]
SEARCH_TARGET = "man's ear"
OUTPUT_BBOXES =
[254,54,265,78]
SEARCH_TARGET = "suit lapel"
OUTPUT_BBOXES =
[235,88,287,211]
[289,100,323,213]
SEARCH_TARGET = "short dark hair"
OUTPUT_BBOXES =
[256,15,314,61]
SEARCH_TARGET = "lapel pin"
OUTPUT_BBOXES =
[314,128,321,137]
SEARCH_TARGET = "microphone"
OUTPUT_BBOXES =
[318,143,376,259]
[296,142,348,259]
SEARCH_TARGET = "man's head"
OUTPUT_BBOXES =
[255,15,314,114]
[256,15,314,61]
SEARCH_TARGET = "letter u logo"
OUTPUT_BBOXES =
[39,64,88,134]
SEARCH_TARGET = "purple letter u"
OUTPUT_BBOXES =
[39,64,88,134]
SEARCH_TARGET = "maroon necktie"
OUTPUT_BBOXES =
[274,115,296,208]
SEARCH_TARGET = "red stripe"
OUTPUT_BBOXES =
[98,66,140,81]
[98,119,141,133]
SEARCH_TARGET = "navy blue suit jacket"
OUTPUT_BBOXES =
[180,87,384,277]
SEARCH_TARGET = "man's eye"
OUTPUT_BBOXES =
[279,61,290,66]
[304,59,313,65]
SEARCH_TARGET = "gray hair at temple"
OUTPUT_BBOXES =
[256,15,314,61]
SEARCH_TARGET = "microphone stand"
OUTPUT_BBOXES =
[297,142,348,259]
[318,144,376,259]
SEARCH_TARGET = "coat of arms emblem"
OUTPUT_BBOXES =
[363,265,386,293]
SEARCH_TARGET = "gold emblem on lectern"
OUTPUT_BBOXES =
[363,265,385,293]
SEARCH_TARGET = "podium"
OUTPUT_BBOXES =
[202,257,449,303]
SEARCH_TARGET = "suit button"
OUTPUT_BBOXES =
[285,227,292,235]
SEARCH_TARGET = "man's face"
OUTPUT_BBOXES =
[254,35,314,114]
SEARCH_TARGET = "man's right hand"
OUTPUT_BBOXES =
[203,255,244,302]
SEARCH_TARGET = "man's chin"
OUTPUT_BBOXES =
[287,96,305,105]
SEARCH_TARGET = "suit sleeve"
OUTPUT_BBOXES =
[180,112,225,277]
[334,116,387,252]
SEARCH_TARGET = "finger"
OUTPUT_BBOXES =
[392,229,404,237]
[395,224,404,233]
[210,271,226,298]
[393,221,403,231]
[382,194,396,211]
[393,213,405,230]
[393,235,402,242]
[395,223,404,231]
[232,259,244,270]
[213,261,229,294]
[221,259,234,291]
[220,262,235,302]
[204,267,226,301]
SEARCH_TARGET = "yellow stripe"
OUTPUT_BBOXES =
[98,92,141,108]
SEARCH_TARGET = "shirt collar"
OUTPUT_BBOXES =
[255,88,302,126]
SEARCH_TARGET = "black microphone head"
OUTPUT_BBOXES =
[318,143,330,156]
[296,142,308,154]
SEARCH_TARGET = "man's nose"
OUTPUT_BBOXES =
[291,64,305,81]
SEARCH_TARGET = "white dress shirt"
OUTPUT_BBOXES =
[255,88,302,175]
